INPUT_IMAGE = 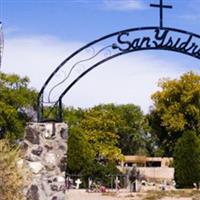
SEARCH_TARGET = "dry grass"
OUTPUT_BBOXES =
[142,189,200,200]
[101,189,200,200]
[0,140,24,200]
[142,191,164,200]
[102,192,117,197]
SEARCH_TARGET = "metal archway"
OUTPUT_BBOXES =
[37,2,200,122]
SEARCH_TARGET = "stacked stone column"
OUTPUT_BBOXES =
[22,122,67,200]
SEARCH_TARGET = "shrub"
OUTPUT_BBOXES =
[0,139,24,200]
[174,130,200,188]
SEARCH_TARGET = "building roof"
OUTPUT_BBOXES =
[123,155,173,163]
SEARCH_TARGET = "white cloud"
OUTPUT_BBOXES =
[2,35,83,89]
[103,0,145,11]
[2,35,195,114]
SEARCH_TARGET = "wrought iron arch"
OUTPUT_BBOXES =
[37,1,200,122]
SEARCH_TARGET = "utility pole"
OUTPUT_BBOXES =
[0,21,4,71]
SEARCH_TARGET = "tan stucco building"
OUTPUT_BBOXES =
[118,156,174,181]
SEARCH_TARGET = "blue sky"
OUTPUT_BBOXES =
[1,0,200,113]
[2,0,200,40]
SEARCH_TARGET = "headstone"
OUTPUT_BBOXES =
[161,179,167,191]
[134,179,140,192]
[88,178,92,191]
[75,178,82,189]
[22,122,68,200]
[115,176,120,190]
[172,180,176,189]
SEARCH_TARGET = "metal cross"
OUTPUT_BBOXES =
[150,0,172,28]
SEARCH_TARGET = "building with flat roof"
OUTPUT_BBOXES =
[118,156,174,181]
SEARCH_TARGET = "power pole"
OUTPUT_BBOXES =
[0,21,4,71]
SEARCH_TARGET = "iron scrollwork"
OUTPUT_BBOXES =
[37,0,200,122]
[47,45,113,103]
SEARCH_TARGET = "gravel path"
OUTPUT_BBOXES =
[66,190,140,200]
[66,189,193,200]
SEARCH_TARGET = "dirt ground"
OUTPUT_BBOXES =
[66,189,199,200]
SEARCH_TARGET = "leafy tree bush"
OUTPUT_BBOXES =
[148,71,200,156]
[0,72,37,141]
[174,130,200,188]
[97,104,149,155]
[65,104,152,187]
[66,106,123,179]
[67,126,95,173]
[80,107,123,162]
[0,140,24,200]
[82,161,122,188]
[67,126,122,187]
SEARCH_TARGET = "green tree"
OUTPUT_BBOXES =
[64,107,94,175]
[88,104,150,155]
[148,71,200,156]
[80,106,123,162]
[0,72,37,141]
[65,105,123,186]
[115,104,149,155]
[174,131,200,188]
[63,107,84,127]
[65,103,152,178]
[67,126,95,174]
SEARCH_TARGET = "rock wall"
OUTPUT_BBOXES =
[22,122,67,200]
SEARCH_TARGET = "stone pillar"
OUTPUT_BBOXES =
[22,122,67,200]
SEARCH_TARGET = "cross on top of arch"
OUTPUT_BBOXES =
[150,0,173,28]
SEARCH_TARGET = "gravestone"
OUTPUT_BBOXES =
[22,122,67,200]
[115,176,120,191]
[75,178,82,189]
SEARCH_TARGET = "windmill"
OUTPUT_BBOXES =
[0,21,4,70]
